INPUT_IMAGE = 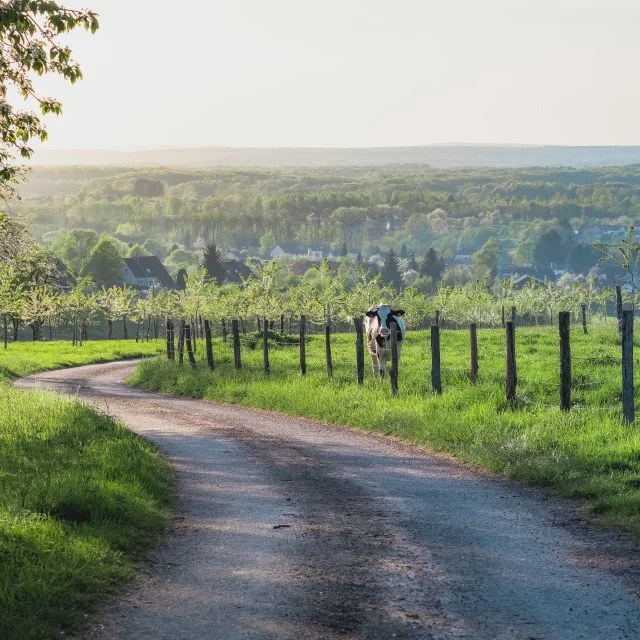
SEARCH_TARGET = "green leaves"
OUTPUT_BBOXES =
[0,1,99,199]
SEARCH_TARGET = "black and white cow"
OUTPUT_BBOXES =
[364,304,406,379]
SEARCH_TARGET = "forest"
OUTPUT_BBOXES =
[11,163,640,283]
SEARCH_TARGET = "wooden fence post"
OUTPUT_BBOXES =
[617,286,623,332]
[325,322,333,378]
[354,316,365,385]
[501,305,505,328]
[435,310,440,327]
[280,314,285,335]
[470,323,478,384]
[178,319,185,365]
[185,325,197,369]
[166,320,172,360]
[222,318,227,343]
[431,325,441,394]
[204,319,214,371]
[622,310,634,425]
[390,323,399,396]
[511,306,516,325]
[263,317,270,376]
[232,319,242,370]
[299,315,307,376]
[169,320,175,360]
[581,303,587,334]
[506,320,516,405]
[559,311,571,411]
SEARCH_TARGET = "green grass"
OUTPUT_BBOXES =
[0,339,162,382]
[0,340,173,640]
[130,325,640,537]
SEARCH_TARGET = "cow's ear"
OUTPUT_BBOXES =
[365,310,378,318]
[392,309,405,317]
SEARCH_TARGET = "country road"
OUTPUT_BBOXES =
[16,361,640,640]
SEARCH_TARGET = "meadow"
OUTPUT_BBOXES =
[0,340,172,640]
[130,323,640,538]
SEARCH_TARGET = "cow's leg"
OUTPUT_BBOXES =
[379,357,386,379]
[369,352,380,380]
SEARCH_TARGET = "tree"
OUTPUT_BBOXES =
[408,251,418,272]
[594,226,640,305]
[381,248,402,290]
[201,243,226,285]
[259,230,276,255]
[50,228,99,274]
[80,237,123,288]
[341,242,348,257]
[535,229,568,268]
[0,3,99,199]
[473,238,500,279]
[176,268,188,291]
[127,243,152,258]
[400,244,408,259]
[568,244,600,275]
[510,238,535,267]
[420,248,443,282]
[165,248,199,275]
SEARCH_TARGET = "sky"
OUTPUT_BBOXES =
[26,0,640,149]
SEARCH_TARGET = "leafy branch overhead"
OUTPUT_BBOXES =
[0,1,99,198]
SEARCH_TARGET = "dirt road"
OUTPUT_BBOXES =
[17,361,640,639]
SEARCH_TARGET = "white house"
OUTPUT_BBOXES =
[123,257,175,289]
[270,242,309,259]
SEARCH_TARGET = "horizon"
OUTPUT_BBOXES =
[24,0,640,152]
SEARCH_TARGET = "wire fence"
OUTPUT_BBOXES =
[163,311,639,424]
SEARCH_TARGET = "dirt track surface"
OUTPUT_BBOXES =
[16,361,640,639]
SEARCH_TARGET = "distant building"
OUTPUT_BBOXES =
[223,260,254,285]
[270,242,309,259]
[123,256,175,289]
[306,245,337,260]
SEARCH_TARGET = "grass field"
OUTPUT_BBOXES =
[130,324,640,538]
[0,340,172,640]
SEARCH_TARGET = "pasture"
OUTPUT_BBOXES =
[0,341,172,640]
[131,323,640,538]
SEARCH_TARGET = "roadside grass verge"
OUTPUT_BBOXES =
[130,326,640,537]
[0,340,173,640]
[0,339,162,382]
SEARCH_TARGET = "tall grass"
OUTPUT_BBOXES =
[0,340,172,640]
[131,326,640,537]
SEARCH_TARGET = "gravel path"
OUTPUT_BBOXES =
[16,361,640,640]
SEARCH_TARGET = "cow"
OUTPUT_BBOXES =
[364,304,406,379]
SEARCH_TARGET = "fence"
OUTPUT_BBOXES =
[164,309,637,425]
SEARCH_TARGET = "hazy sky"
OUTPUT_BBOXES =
[27,0,640,149]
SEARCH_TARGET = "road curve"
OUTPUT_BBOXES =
[16,361,640,640]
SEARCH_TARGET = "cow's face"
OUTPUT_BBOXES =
[365,305,405,343]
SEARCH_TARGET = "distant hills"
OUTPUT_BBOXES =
[27,145,640,168]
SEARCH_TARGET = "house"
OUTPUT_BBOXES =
[307,245,325,260]
[289,260,343,276]
[509,268,557,288]
[123,256,175,289]
[270,242,309,259]
[307,245,337,260]
[579,224,626,242]
[223,260,254,285]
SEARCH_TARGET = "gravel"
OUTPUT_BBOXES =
[16,360,640,639]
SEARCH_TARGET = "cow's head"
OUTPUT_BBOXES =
[366,305,405,343]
